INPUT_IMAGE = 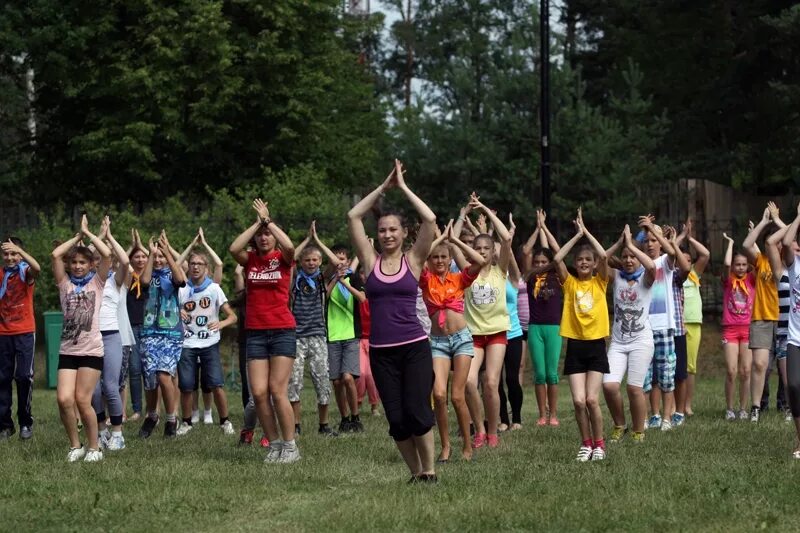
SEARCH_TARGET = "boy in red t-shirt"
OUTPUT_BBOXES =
[0,237,41,440]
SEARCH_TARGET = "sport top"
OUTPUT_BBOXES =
[506,278,523,340]
[365,255,427,347]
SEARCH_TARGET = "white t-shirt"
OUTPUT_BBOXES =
[787,257,800,347]
[179,283,228,349]
[611,269,653,344]
[99,276,120,331]
[647,254,676,332]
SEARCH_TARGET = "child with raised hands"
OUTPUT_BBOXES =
[421,220,487,461]
[675,219,710,417]
[463,193,513,450]
[53,215,112,462]
[550,208,609,461]
[124,229,149,421]
[721,232,756,420]
[137,230,187,439]
[288,221,337,437]
[0,236,41,440]
[779,203,800,457]
[91,216,131,451]
[230,198,299,463]
[602,225,656,443]
[176,247,237,436]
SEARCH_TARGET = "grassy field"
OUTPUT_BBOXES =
[2,327,799,532]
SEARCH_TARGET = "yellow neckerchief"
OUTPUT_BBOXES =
[130,272,141,298]
[687,269,701,287]
[731,274,749,296]
[533,273,548,298]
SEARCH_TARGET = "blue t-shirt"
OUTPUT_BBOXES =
[506,279,523,340]
[142,271,184,339]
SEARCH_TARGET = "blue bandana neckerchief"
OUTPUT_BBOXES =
[69,271,96,294]
[634,230,647,244]
[296,268,320,292]
[153,267,174,294]
[107,270,115,279]
[337,268,354,302]
[187,275,213,297]
[0,261,28,299]
[619,266,645,282]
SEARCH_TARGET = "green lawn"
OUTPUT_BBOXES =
[1,369,799,532]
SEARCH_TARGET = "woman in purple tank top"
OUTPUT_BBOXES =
[348,159,438,483]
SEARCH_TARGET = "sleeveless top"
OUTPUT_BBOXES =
[465,265,510,335]
[365,255,427,348]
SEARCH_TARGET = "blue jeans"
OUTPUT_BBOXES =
[178,344,224,392]
[126,325,143,413]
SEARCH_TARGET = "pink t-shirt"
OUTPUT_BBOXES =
[58,275,105,356]
[721,273,756,327]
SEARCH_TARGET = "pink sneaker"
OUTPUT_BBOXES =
[487,434,499,448]
[549,416,560,427]
[472,432,487,449]
[259,436,270,448]
[536,417,547,426]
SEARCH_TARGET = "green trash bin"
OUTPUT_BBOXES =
[43,311,63,389]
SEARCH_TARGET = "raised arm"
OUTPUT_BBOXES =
[766,225,789,282]
[781,202,800,267]
[469,193,511,272]
[104,217,130,288]
[197,228,224,284]
[230,217,261,266]
[140,238,157,286]
[622,225,656,285]
[82,215,112,280]
[178,233,200,273]
[520,220,541,274]
[395,160,437,275]
[1,240,41,279]
[767,201,787,229]
[638,215,676,259]
[159,231,186,286]
[255,199,294,264]
[233,263,245,295]
[347,168,394,274]
[310,221,345,268]
[51,233,82,284]
[722,232,734,279]
[666,226,691,275]
[743,206,771,263]
[687,236,711,276]
[576,208,608,280]
[552,221,584,283]
[452,202,473,242]
[447,223,488,276]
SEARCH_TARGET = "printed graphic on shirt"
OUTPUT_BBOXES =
[649,265,668,315]
[615,286,645,338]
[727,286,750,316]
[248,258,283,283]
[792,275,800,314]
[62,291,96,344]
[471,282,498,306]
[144,277,180,330]
[575,289,594,314]
[0,275,30,327]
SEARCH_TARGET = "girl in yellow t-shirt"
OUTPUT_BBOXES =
[551,208,610,462]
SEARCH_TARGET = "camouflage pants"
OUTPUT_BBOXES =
[288,336,331,405]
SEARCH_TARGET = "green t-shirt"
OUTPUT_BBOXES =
[327,279,355,341]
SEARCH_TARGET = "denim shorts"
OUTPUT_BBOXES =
[178,344,224,392]
[246,329,296,359]
[430,327,474,359]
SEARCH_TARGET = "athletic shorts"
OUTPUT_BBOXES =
[472,331,507,350]
[603,337,654,388]
[563,338,609,375]
[722,324,750,345]
[749,320,776,351]
[246,329,296,359]
[328,339,360,380]
[58,354,104,371]
[776,334,788,361]
[141,336,184,390]
[430,327,474,359]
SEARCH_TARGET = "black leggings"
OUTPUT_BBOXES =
[238,338,250,410]
[787,344,800,417]
[499,336,524,425]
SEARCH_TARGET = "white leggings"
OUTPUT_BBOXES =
[603,339,654,388]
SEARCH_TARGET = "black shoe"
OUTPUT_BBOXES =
[138,416,159,439]
[164,420,177,438]
[295,423,302,436]
[318,425,339,437]
[351,419,364,433]
[338,418,353,433]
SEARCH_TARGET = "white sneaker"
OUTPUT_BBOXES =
[264,442,283,463]
[660,419,673,432]
[176,423,193,436]
[203,412,214,425]
[725,409,736,421]
[591,447,606,461]
[191,410,200,424]
[221,420,235,435]
[278,444,301,464]
[738,409,748,420]
[575,445,592,462]
[84,449,103,462]
[107,434,126,451]
[67,446,86,462]
[786,409,794,423]
[99,429,111,449]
